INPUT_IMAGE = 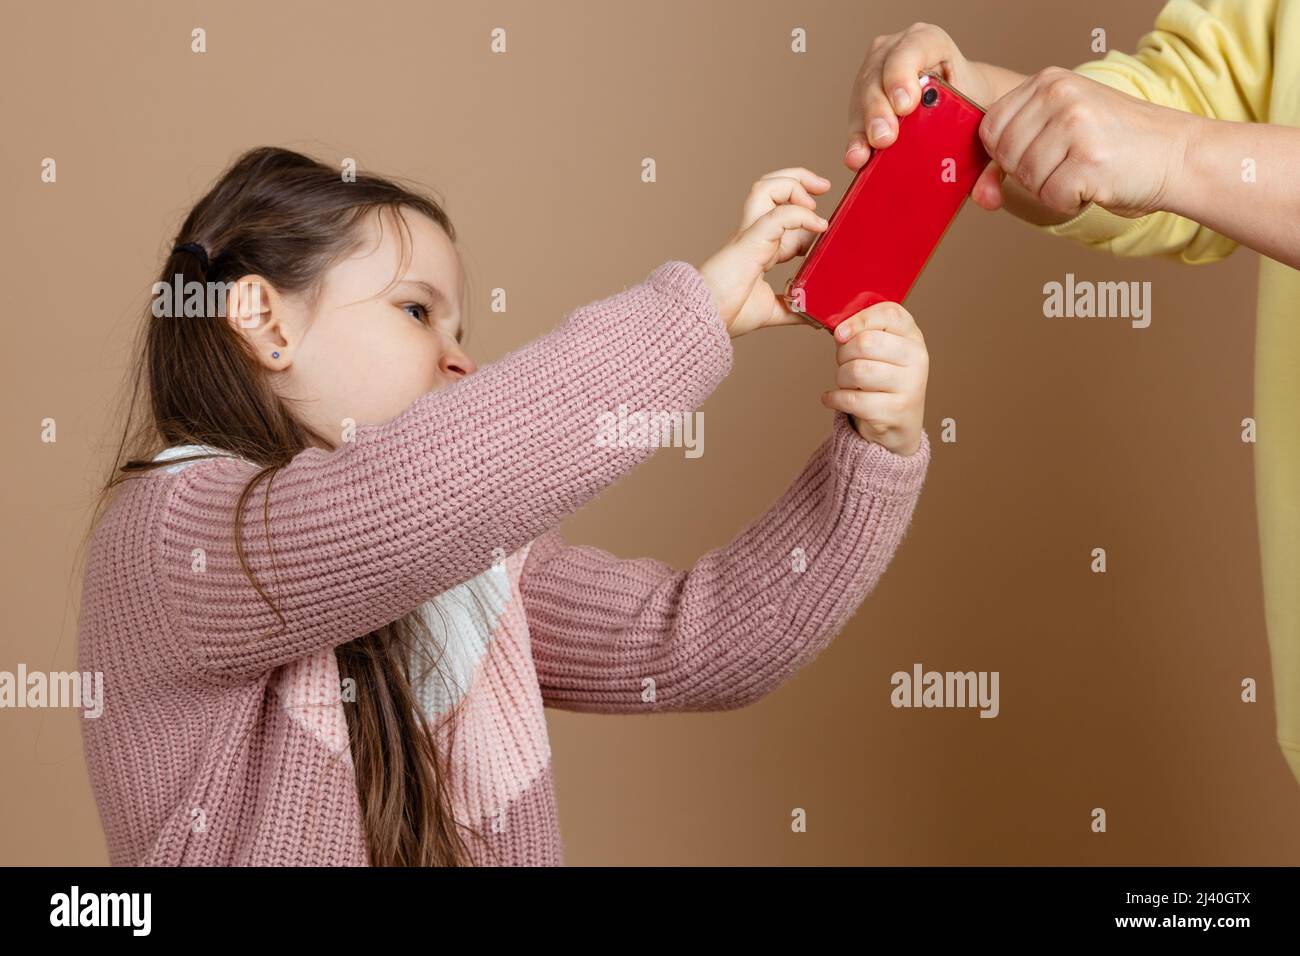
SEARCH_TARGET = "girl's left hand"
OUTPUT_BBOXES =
[822,302,928,457]
[699,167,835,338]
[974,67,1196,219]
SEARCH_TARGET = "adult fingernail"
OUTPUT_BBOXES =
[892,87,911,111]
[868,118,891,144]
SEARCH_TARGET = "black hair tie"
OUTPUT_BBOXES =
[174,241,210,272]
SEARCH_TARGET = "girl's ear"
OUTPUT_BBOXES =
[226,275,291,371]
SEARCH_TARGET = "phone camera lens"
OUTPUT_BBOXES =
[921,86,939,108]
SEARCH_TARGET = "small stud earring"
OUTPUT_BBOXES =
[272,351,281,359]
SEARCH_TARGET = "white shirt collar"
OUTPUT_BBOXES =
[152,444,243,474]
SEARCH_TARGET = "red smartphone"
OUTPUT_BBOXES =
[785,73,990,333]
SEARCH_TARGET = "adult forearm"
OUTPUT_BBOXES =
[1168,116,1300,270]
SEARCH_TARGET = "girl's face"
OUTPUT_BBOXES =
[232,206,475,446]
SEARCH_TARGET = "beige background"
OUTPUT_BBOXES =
[3,0,1296,865]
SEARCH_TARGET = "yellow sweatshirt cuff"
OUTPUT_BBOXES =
[1039,202,1149,244]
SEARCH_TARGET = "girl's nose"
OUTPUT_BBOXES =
[440,347,476,379]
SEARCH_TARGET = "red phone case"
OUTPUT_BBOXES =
[785,74,989,333]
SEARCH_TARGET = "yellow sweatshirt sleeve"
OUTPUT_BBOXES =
[1036,0,1280,264]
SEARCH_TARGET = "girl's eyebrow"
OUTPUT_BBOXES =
[394,278,464,343]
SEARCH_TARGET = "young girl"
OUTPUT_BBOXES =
[78,146,931,866]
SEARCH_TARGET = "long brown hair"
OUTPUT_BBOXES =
[93,146,489,866]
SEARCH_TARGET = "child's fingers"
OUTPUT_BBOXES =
[836,327,925,369]
[773,217,831,265]
[832,301,923,345]
[791,225,823,257]
[760,230,818,268]
[737,204,828,258]
[739,171,830,230]
[757,167,834,192]
[835,358,907,393]
[739,178,815,232]
[821,388,904,423]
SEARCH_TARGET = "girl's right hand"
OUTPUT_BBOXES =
[698,168,833,338]
[822,301,928,457]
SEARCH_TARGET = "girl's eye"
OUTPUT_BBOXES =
[402,302,430,324]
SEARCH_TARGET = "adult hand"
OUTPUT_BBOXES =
[975,67,1197,219]
[846,22,999,169]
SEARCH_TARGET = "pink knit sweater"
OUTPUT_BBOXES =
[77,260,930,866]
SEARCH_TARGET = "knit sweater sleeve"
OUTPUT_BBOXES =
[154,260,731,681]
[519,412,930,712]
